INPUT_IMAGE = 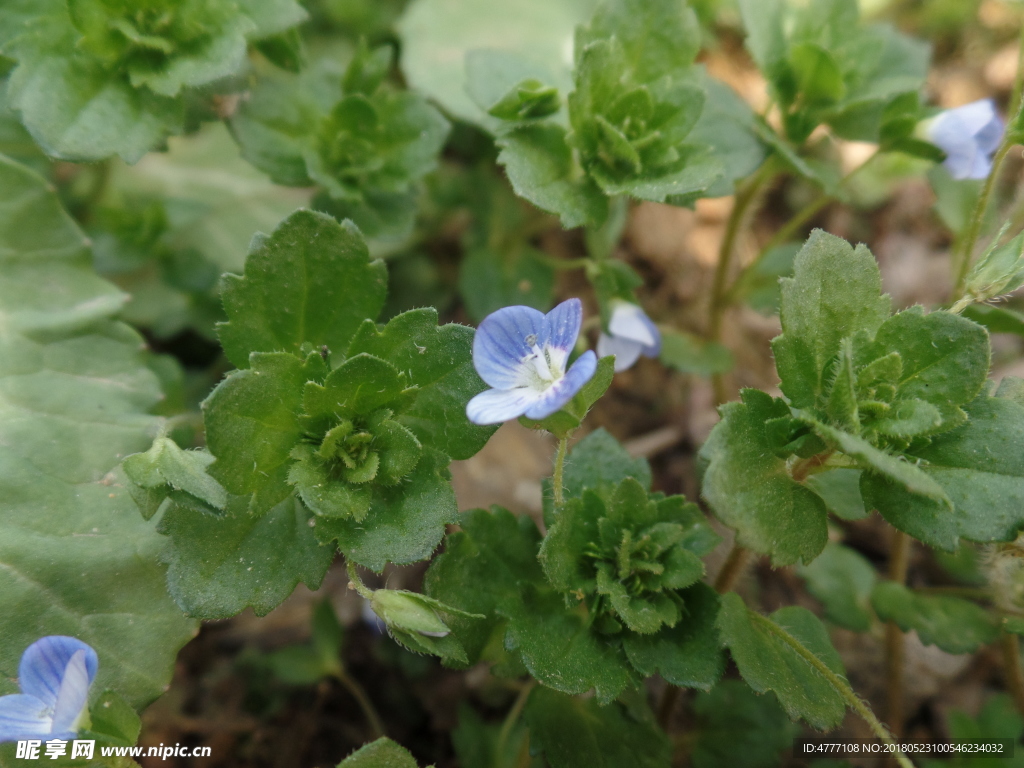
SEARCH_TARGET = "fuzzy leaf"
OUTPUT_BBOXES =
[862,393,1024,549]
[313,450,458,571]
[497,123,608,229]
[158,494,333,619]
[700,390,828,566]
[218,209,387,369]
[524,687,671,768]
[718,593,848,730]
[772,230,890,409]
[346,308,495,460]
[123,436,227,519]
[336,738,425,768]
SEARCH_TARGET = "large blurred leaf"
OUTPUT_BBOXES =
[104,123,310,276]
[397,0,599,127]
[0,156,198,729]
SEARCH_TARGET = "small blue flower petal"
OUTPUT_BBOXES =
[597,303,662,371]
[50,650,92,735]
[929,99,1004,180]
[466,387,544,425]
[473,305,548,389]
[18,637,97,711]
[0,695,50,743]
[544,297,583,352]
[523,350,598,419]
[597,332,645,372]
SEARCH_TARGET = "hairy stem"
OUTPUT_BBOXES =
[953,142,1015,296]
[749,612,915,768]
[346,561,374,600]
[494,681,536,768]
[552,436,569,509]
[725,149,882,307]
[714,543,753,594]
[1001,632,1024,718]
[885,530,912,739]
[333,670,386,739]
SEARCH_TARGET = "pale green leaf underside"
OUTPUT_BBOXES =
[0,155,197,720]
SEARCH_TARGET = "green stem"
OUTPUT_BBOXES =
[346,561,374,600]
[749,612,915,768]
[713,543,752,594]
[552,436,569,509]
[725,149,882,306]
[709,160,778,404]
[885,530,911,740]
[494,681,536,768]
[332,670,386,739]
[953,142,1015,296]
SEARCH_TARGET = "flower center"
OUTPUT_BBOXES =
[524,343,564,389]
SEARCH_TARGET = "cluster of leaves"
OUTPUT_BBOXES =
[448,0,765,228]
[0,0,308,161]
[230,42,449,240]
[426,430,723,702]
[122,208,495,620]
[701,229,1024,565]
[738,0,933,156]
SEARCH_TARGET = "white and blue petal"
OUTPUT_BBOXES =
[523,350,598,419]
[598,303,661,371]
[472,305,548,389]
[49,650,92,736]
[544,298,584,352]
[597,332,645,372]
[0,694,51,743]
[18,636,97,712]
[466,387,546,425]
[928,99,1004,180]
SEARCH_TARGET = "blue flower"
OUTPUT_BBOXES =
[0,637,98,743]
[467,298,597,425]
[596,301,661,372]
[927,99,1004,180]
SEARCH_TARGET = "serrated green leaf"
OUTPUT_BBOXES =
[218,209,387,369]
[0,154,197,712]
[621,583,724,690]
[346,308,496,460]
[425,507,545,666]
[524,687,671,768]
[861,307,989,428]
[563,428,652,498]
[690,680,798,768]
[798,542,877,631]
[497,123,608,229]
[314,450,458,571]
[700,390,828,566]
[863,393,1024,549]
[157,494,332,619]
[871,582,998,654]
[772,231,890,409]
[465,49,561,124]
[336,737,426,768]
[717,593,848,730]
[204,351,316,511]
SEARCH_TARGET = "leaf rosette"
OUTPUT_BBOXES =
[540,478,710,635]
